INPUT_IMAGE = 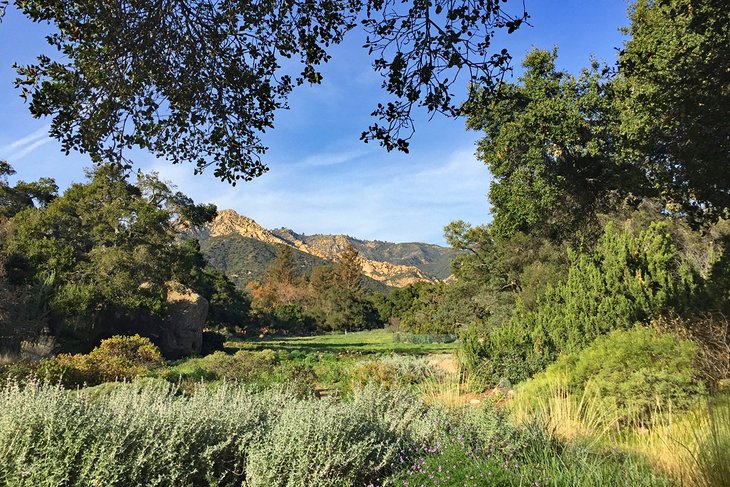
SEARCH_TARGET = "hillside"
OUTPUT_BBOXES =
[195,210,457,288]
[200,234,390,293]
[270,229,457,280]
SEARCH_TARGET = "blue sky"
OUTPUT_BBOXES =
[0,1,630,245]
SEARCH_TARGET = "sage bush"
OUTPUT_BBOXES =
[0,380,446,486]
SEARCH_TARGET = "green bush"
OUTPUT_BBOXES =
[38,334,164,387]
[0,382,445,486]
[393,332,457,344]
[245,398,398,486]
[349,355,439,389]
[176,349,278,382]
[465,222,701,384]
[515,326,706,425]
[392,420,671,487]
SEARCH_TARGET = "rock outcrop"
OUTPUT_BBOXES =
[206,210,440,287]
[160,284,209,359]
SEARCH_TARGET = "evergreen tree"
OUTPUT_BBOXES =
[265,245,297,287]
[334,244,363,293]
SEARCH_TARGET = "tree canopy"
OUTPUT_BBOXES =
[1,163,251,345]
[465,49,645,242]
[4,0,527,183]
[615,0,730,226]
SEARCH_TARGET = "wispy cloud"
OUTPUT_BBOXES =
[199,145,493,245]
[295,149,367,168]
[0,124,52,161]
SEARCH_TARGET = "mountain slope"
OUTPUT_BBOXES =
[200,234,390,293]
[196,209,457,288]
[271,229,457,280]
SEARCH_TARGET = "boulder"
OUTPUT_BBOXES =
[93,282,209,359]
[159,284,209,359]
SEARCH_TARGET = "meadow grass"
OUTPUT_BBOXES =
[229,329,457,355]
[621,395,730,487]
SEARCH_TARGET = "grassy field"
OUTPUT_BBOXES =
[228,329,458,355]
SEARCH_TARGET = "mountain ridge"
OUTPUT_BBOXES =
[197,210,457,288]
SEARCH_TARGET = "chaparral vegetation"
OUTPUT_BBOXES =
[1,0,729,485]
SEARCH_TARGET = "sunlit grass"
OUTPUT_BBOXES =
[622,396,730,487]
[228,329,457,355]
[510,377,619,448]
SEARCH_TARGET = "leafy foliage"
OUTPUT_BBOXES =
[39,334,164,387]
[615,0,730,226]
[465,49,642,242]
[0,381,448,486]
[2,163,247,348]
[6,165,174,335]
[245,244,381,333]
[11,0,527,181]
[514,326,705,425]
[465,222,701,383]
[0,160,58,218]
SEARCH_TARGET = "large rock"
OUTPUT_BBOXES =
[93,282,209,359]
[159,284,209,359]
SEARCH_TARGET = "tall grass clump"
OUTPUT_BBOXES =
[511,377,619,448]
[513,326,705,427]
[0,380,448,486]
[625,396,730,487]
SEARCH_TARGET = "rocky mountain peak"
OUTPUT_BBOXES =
[204,209,454,287]
[210,210,281,245]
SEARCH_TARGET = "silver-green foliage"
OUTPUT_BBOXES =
[0,380,445,486]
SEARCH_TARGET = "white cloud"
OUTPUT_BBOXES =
[204,145,493,245]
[0,124,52,161]
[295,149,367,168]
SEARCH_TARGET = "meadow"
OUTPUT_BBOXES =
[1,330,727,486]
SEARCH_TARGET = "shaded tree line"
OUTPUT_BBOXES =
[0,163,249,355]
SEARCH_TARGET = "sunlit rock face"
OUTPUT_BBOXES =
[203,209,457,288]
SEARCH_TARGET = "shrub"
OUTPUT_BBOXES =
[514,326,706,425]
[245,398,398,486]
[38,334,164,387]
[393,332,457,344]
[0,381,447,486]
[392,418,672,487]
[348,355,439,389]
[182,349,278,382]
[466,222,701,384]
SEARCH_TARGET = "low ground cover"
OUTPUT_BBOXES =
[0,380,672,487]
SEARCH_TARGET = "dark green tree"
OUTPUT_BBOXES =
[6,165,174,336]
[465,49,644,242]
[136,172,217,228]
[265,245,297,287]
[3,164,242,345]
[0,160,58,218]
[334,243,363,293]
[615,0,730,226]
[7,0,527,182]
